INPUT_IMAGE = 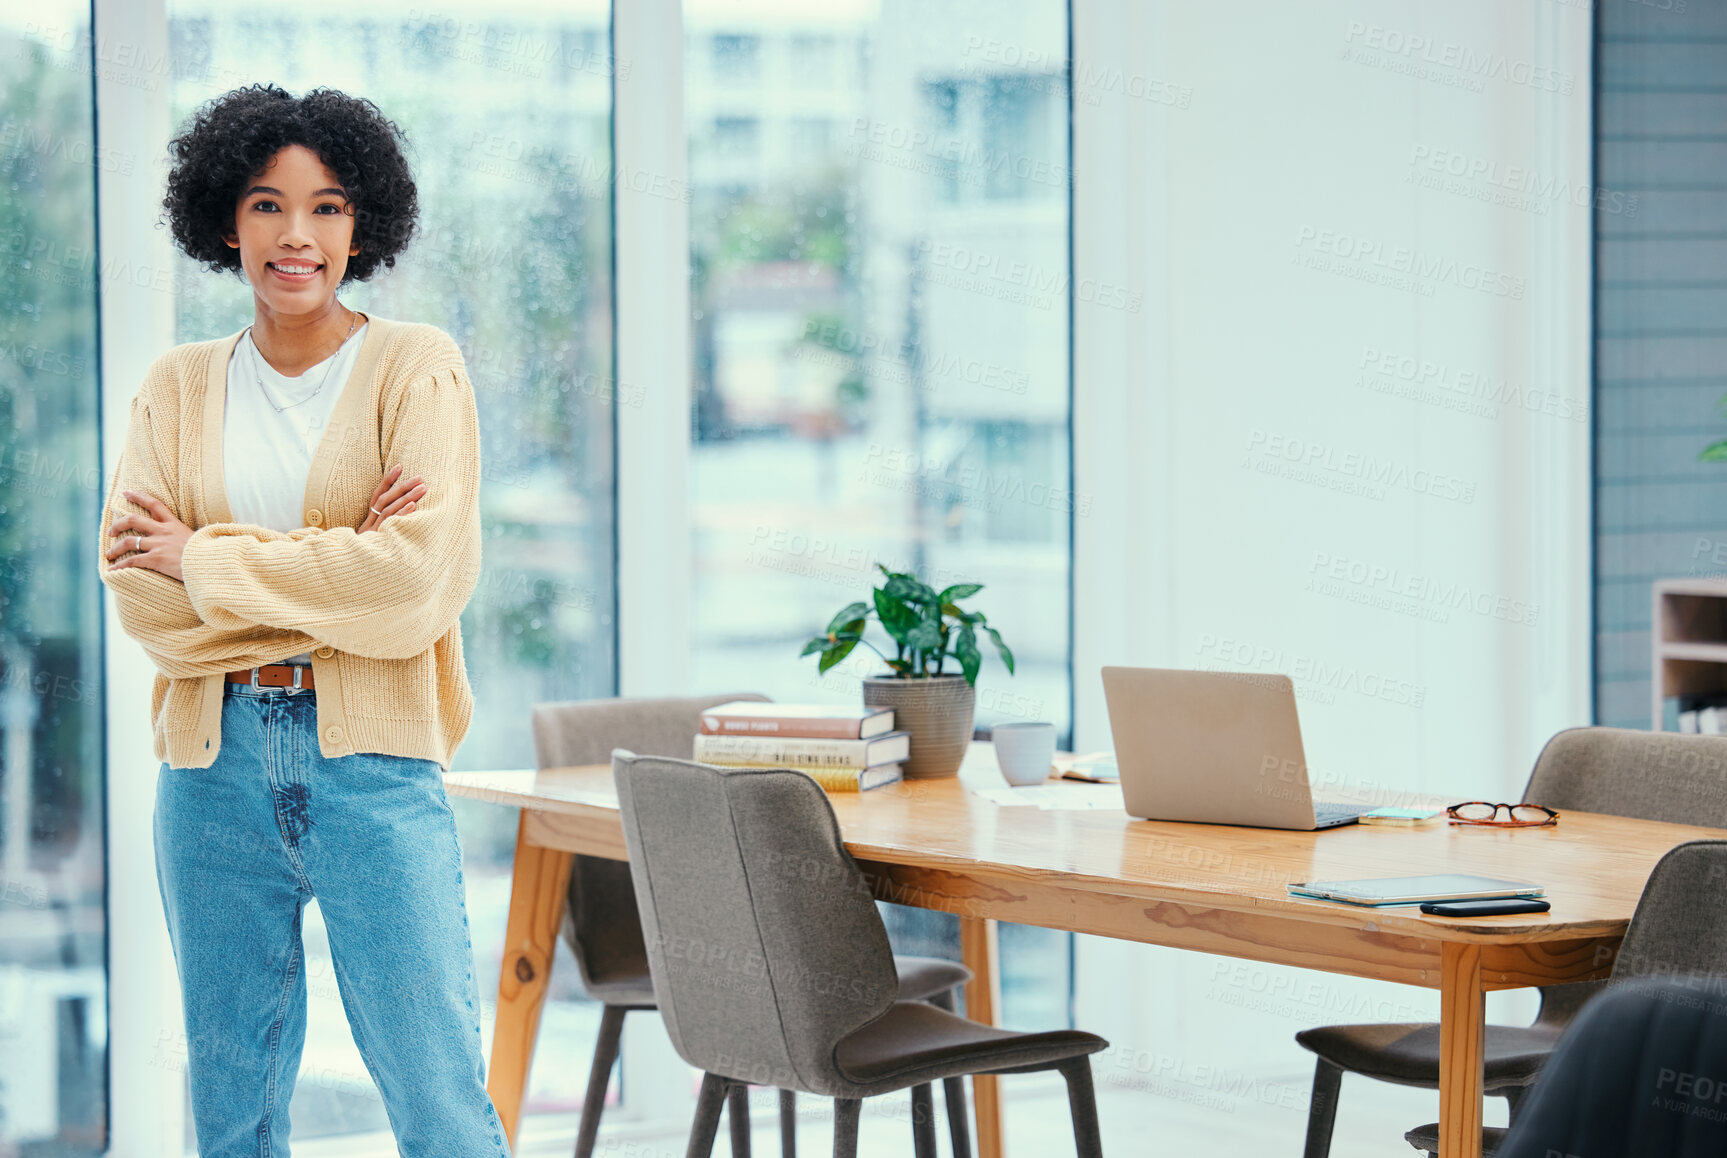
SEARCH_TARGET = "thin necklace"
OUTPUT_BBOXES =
[246,308,360,414]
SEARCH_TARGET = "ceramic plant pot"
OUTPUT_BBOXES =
[862,675,977,780]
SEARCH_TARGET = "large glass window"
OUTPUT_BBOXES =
[0,8,108,1155]
[1595,5,1727,729]
[686,0,1072,1029]
[166,2,616,1142]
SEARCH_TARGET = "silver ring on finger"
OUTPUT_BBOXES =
[370,506,384,517]
[132,535,141,553]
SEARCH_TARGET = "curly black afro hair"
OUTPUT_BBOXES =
[163,84,419,284]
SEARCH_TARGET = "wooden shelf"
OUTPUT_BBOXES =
[1650,578,1727,599]
[1652,580,1727,729]
[1659,641,1727,663]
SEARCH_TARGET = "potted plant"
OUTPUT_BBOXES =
[801,565,1015,779]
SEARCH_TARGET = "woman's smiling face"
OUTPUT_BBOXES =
[224,144,360,315]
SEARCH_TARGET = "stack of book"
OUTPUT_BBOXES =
[1678,694,1727,734]
[693,701,909,792]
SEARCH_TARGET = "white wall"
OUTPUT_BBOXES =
[1071,0,1591,1136]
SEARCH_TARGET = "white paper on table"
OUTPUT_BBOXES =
[972,784,1126,811]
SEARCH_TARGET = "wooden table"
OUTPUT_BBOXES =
[446,745,1727,1158]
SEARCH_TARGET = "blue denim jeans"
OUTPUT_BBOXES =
[154,678,511,1157]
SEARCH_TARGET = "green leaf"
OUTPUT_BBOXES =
[942,603,982,623]
[938,583,983,603]
[985,626,1015,675]
[883,574,940,606]
[955,623,981,685]
[874,587,919,643]
[825,602,870,633]
[818,638,859,673]
[1702,440,1727,463]
[799,636,828,657]
[906,619,944,651]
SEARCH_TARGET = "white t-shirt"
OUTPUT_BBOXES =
[224,321,369,665]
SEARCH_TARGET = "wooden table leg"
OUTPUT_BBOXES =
[1437,942,1486,1158]
[487,810,575,1150]
[959,915,1005,1158]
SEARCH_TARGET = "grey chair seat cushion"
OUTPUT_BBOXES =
[892,956,973,1004]
[1404,1124,1507,1156]
[1296,1021,1563,1090]
[834,999,1106,1098]
[584,975,658,1007]
[583,955,969,1011]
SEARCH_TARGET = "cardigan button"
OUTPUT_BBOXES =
[306,509,324,526]
[315,646,335,659]
[325,725,344,744]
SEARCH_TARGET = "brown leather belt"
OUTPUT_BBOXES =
[226,663,315,690]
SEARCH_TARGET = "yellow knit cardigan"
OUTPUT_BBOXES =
[96,316,483,770]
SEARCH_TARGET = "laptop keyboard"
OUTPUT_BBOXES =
[1314,802,1375,827]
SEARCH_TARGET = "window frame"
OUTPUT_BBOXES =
[96,0,1089,1145]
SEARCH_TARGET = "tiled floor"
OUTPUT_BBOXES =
[292,1066,1501,1157]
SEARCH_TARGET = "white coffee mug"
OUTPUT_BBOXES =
[993,722,1056,786]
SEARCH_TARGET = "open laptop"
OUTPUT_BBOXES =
[1101,666,1376,831]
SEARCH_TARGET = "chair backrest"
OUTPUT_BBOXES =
[1499,975,1727,1158]
[1613,840,1727,982]
[1520,728,1727,1023]
[1523,727,1727,825]
[611,753,899,1096]
[530,693,769,994]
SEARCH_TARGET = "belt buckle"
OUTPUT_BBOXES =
[292,665,304,691]
[250,666,262,691]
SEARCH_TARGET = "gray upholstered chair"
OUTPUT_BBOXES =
[1485,974,1727,1158]
[1404,839,1727,1156]
[1296,726,1727,1158]
[531,695,973,1158]
[611,752,1110,1158]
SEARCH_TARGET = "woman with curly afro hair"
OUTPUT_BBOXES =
[95,84,508,1156]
